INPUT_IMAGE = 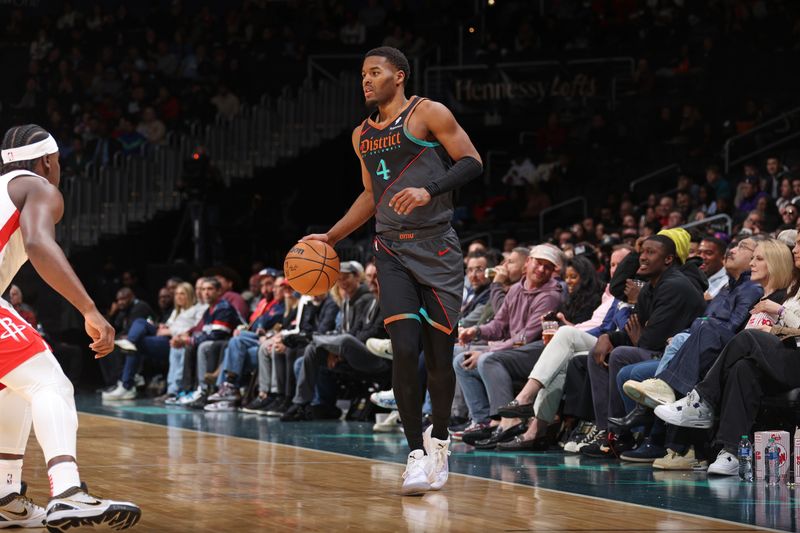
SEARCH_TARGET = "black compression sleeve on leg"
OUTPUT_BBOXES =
[423,156,482,198]
[387,319,426,452]
[420,325,457,442]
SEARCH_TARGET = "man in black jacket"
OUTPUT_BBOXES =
[583,234,706,457]
[282,262,390,421]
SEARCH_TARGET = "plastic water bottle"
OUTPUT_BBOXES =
[739,435,753,482]
[766,437,781,485]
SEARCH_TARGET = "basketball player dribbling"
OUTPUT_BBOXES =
[302,47,482,495]
[0,125,141,531]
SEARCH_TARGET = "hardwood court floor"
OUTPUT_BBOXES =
[16,412,772,532]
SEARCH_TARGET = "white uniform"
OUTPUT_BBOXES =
[0,171,49,386]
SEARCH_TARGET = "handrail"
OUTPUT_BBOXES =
[539,196,587,241]
[58,68,363,256]
[629,164,680,195]
[680,213,733,237]
[723,106,800,173]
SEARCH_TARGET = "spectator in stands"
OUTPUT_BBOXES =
[110,282,206,400]
[8,285,36,327]
[706,165,731,201]
[113,116,146,155]
[779,201,799,228]
[610,237,764,462]
[201,276,287,411]
[655,196,675,228]
[628,236,790,408]
[484,247,632,449]
[776,178,794,212]
[764,156,786,198]
[245,292,339,416]
[666,210,685,229]
[156,287,173,323]
[740,210,763,235]
[656,234,800,476]
[736,177,768,219]
[460,252,493,328]
[454,245,564,446]
[213,267,250,320]
[282,261,380,421]
[463,255,603,450]
[211,84,240,120]
[581,230,706,457]
[339,12,366,46]
[698,237,728,300]
[137,106,166,145]
[171,277,240,407]
[98,287,155,391]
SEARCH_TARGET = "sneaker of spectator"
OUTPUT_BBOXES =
[114,339,137,352]
[561,421,594,452]
[652,447,708,470]
[206,379,240,403]
[373,410,402,433]
[204,400,238,413]
[240,395,273,414]
[280,402,311,422]
[654,389,714,428]
[707,449,739,476]
[102,382,136,401]
[366,338,393,359]
[179,388,208,408]
[564,424,600,453]
[623,378,676,409]
[370,389,396,410]
[266,398,293,417]
[165,391,190,406]
[580,431,636,459]
[619,436,666,463]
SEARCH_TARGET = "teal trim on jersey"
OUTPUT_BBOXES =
[403,126,440,148]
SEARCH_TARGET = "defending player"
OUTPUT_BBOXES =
[303,47,482,494]
[0,125,141,531]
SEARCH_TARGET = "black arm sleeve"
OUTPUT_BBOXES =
[423,156,483,197]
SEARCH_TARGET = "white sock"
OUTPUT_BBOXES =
[48,461,80,497]
[0,459,23,498]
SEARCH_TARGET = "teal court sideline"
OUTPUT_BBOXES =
[76,395,799,532]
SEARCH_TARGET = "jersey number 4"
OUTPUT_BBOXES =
[376,159,391,181]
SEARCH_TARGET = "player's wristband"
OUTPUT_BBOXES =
[424,156,483,197]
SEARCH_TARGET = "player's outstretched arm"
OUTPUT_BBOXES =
[301,126,376,247]
[12,178,115,357]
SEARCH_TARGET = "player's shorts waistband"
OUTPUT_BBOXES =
[378,224,451,242]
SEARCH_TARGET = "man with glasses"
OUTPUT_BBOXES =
[780,205,798,230]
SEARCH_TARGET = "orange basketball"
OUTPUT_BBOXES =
[284,240,340,296]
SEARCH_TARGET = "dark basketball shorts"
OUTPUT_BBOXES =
[373,226,464,335]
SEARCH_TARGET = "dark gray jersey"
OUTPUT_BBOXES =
[359,96,453,234]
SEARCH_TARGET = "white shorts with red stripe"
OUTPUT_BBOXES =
[0,299,48,391]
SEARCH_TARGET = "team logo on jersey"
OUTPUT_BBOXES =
[360,132,402,156]
[389,116,404,131]
[0,317,28,342]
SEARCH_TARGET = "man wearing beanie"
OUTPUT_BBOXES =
[581,233,706,458]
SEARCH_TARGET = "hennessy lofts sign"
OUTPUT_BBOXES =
[425,60,626,126]
[454,74,598,103]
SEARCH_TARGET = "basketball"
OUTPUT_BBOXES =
[283,240,340,296]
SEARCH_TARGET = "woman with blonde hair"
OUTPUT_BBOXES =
[743,238,793,329]
[656,235,800,475]
[105,281,207,400]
